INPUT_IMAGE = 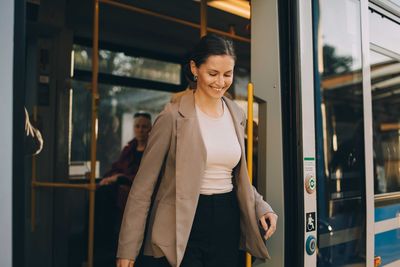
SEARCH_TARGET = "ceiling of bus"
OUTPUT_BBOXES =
[64,0,251,68]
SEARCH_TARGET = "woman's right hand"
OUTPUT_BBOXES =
[116,258,134,267]
[99,173,120,186]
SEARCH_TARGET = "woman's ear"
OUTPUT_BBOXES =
[190,60,197,77]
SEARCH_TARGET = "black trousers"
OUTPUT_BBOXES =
[136,191,240,267]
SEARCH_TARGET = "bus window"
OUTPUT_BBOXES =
[370,51,400,195]
[68,81,172,178]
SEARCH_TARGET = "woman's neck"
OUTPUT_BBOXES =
[194,90,223,118]
[136,140,146,151]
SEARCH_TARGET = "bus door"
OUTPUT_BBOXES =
[369,2,400,266]
[312,1,368,266]
[310,1,400,267]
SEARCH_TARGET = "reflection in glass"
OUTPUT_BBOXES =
[389,0,400,8]
[73,45,181,85]
[370,10,400,56]
[314,0,366,266]
[69,81,172,177]
[371,50,400,194]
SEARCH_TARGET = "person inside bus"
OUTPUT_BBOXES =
[99,112,152,212]
[94,112,152,266]
[116,34,278,267]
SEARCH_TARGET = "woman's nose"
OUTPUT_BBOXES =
[215,75,224,87]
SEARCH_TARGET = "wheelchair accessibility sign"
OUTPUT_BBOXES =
[306,212,316,232]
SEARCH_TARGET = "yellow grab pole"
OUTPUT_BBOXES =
[200,0,207,37]
[88,0,100,266]
[246,82,254,267]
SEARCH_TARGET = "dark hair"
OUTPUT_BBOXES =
[183,34,236,89]
[134,112,151,121]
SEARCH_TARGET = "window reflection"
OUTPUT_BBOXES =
[73,45,181,85]
[68,81,172,178]
[370,9,400,56]
[371,50,400,194]
[389,0,400,8]
[314,0,366,265]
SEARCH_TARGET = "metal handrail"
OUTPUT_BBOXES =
[33,181,93,190]
[99,0,251,43]
[375,192,400,203]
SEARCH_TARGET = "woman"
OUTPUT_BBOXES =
[117,34,278,267]
[99,112,152,223]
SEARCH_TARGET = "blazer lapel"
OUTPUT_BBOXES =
[223,97,247,182]
[175,90,207,266]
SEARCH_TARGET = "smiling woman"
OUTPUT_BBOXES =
[191,55,234,103]
[188,34,236,117]
[116,34,277,267]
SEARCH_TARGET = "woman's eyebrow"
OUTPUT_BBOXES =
[207,69,233,73]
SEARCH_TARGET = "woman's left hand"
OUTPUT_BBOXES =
[259,212,278,240]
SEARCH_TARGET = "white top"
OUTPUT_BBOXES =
[196,100,241,195]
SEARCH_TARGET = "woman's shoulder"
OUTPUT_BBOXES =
[154,89,194,125]
[155,97,181,123]
[170,88,191,104]
[157,102,178,120]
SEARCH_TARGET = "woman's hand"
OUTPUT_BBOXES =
[259,212,278,240]
[116,258,134,267]
[99,173,120,186]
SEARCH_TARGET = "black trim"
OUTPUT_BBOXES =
[13,0,27,266]
[278,0,305,266]
[73,69,185,93]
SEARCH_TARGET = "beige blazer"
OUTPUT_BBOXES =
[117,90,274,267]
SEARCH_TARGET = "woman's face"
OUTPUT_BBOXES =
[191,55,235,100]
[133,116,152,142]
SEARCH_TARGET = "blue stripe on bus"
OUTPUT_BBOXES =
[375,229,400,266]
[375,203,400,222]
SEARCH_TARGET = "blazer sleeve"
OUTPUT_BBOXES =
[117,104,174,260]
[253,186,275,219]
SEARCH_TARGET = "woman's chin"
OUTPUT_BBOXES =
[209,89,225,97]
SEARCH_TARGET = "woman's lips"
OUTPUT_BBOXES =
[211,87,223,92]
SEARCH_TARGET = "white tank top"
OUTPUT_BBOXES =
[195,100,241,195]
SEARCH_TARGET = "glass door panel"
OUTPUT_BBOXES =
[371,49,400,266]
[314,0,367,265]
[370,51,400,195]
[369,8,400,265]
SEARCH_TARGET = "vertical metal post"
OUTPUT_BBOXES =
[251,2,285,265]
[360,0,374,266]
[88,0,100,266]
[200,0,207,37]
[297,1,317,266]
[246,82,254,267]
